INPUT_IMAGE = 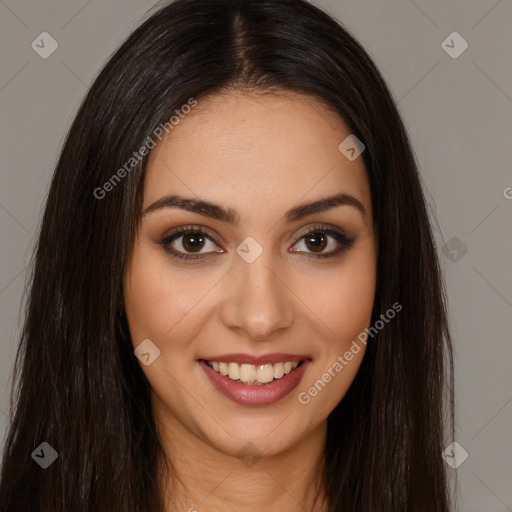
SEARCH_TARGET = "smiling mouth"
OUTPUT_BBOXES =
[204,360,305,386]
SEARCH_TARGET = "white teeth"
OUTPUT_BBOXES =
[207,360,301,385]
[273,362,284,379]
[219,362,228,376]
[257,363,274,383]
[240,364,257,383]
[228,362,240,380]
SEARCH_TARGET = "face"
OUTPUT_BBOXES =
[124,91,377,460]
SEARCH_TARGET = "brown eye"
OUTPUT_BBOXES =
[159,226,223,261]
[160,224,354,263]
[180,231,206,253]
[303,232,328,253]
[290,226,354,258]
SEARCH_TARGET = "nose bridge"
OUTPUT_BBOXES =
[221,242,294,340]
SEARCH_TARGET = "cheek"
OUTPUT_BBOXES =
[294,261,375,420]
[125,233,377,348]
[293,247,377,348]
[123,246,200,350]
[295,243,376,415]
[331,264,376,342]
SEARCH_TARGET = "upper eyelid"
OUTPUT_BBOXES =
[163,224,348,249]
[294,224,346,239]
[163,225,217,243]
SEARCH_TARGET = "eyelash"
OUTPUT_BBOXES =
[158,224,355,262]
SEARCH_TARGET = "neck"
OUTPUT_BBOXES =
[156,416,329,512]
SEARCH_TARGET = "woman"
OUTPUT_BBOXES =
[0,0,454,510]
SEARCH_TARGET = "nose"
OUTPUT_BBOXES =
[219,249,295,342]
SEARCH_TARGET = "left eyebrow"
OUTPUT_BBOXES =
[285,193,366,223]
[142,192,367,223]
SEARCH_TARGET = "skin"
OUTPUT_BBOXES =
[124,90,377,511]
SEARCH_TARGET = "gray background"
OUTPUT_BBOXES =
[1,0,511,510]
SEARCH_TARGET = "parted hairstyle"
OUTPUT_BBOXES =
[0,0,454,510]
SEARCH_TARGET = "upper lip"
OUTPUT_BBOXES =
[199,353,311,365]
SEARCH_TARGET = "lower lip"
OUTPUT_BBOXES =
[199,359,311,406]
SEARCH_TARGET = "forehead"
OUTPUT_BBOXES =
[143,91,371,222]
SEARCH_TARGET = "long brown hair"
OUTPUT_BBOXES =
[0,0,454,510]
